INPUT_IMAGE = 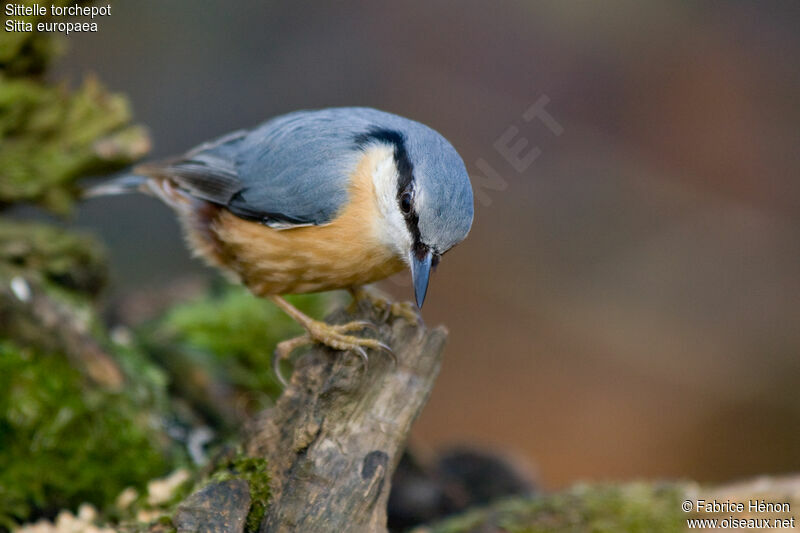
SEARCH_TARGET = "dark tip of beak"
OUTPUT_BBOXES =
[410,248,433,308]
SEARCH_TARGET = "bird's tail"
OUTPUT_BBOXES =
[82,174,149,199]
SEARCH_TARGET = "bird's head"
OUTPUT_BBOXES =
[356,122,474,308]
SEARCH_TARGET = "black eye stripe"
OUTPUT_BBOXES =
[354,127,422,246]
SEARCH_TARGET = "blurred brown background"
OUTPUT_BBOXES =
[59,1,800,488]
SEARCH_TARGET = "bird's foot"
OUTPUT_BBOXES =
[272,318,396,387]
[349,286,421,325]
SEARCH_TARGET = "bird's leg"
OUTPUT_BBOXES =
[269,295,395,386]
[349,286,421,325]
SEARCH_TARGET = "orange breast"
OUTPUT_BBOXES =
[205,149,405,296]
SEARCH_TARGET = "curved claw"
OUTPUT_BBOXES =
[353,346,369,373]
[272,335,311,388]
[374,341,398,367]
[271,314,397,388]
[273,349,289,388]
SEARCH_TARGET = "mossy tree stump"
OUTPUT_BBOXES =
[172,299,447,533]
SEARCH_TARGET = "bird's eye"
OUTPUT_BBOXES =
[400,191,413,214]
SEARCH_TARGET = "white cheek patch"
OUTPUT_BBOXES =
[369,145,414,258]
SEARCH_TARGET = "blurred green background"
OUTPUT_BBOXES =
[48,1,800,488]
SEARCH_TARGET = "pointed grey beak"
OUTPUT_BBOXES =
[410,248,432,308]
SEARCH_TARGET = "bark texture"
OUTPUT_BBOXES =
[244,299,447,533]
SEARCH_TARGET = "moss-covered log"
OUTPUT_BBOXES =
[0,221,121,385]
[411,475,800,533]
[411,483,686,533]
[166,298,446,533]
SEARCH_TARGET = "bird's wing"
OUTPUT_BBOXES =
[139,109,376,228]
[136,130,248,207]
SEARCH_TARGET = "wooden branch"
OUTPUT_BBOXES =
[243,298,447,533]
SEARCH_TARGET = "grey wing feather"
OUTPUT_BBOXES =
[165,154,241,204]
[137,130,246,206]
[226,110,367,226]
[140,109,385,228]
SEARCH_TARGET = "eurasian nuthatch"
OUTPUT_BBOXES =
[89,107,474,377]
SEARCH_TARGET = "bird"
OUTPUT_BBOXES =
[87,107,474,381]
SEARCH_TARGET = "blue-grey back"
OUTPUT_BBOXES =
[150,108,473,246]
[230,108,381,225]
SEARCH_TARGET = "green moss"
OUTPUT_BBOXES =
[0,75,150,213]
[204,455,270,533]
[1,0,150,215]
[236,457,270,533]
[0,2,183,528]
[0,341,175,528]
[159,284,337,403]
[422,483,686,533]
[157,514,176,525]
